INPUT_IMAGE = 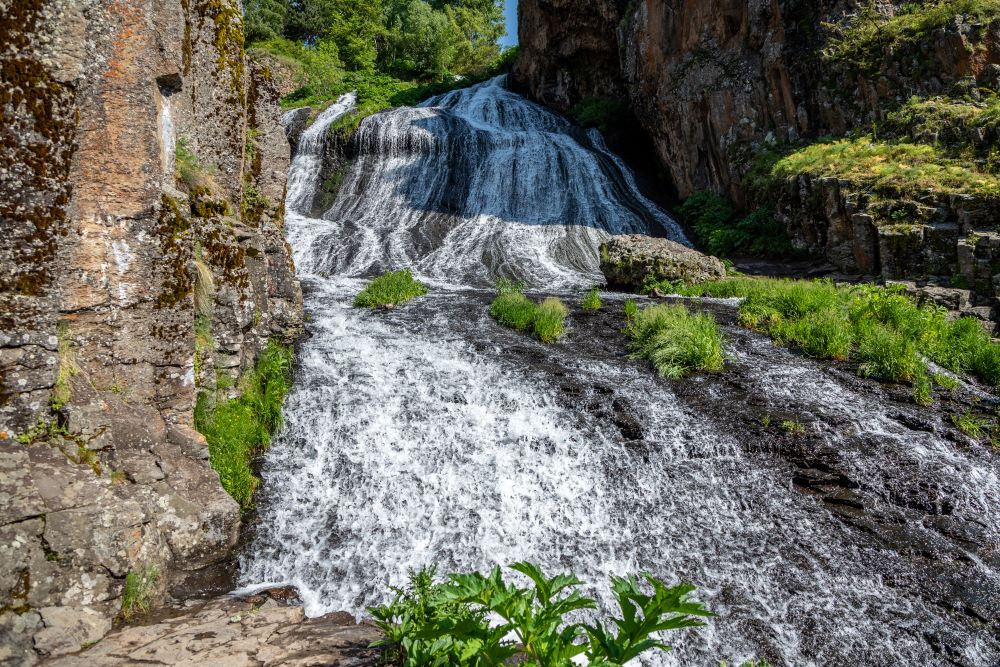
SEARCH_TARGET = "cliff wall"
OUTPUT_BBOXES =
[0,1,302,663]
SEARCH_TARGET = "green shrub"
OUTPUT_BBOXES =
[370,562,713,666]
[581,288,603,312]
[782,419,806,435]
[121,566,159,621]
[568,97,628,133]
[626,304,726,379]
[533,298,569,343]
[623,298,639,323]
[195,341,293,509]
[933,372,960,391]
[354,270,428,308]
[175,138,219,193]
[678,192,796,258]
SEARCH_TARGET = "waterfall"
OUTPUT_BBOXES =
[240,78,1000,666]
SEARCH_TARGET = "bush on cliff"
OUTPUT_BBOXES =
[195,340,293,509]
[678,191,797,258]
[369,562,713,666]
[354,269,429,308]
[625,303,726,379]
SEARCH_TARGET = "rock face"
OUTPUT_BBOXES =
[0,1,303,663]
[514,0,1000,203]
[600,235,726,290]
[41,594,379,667]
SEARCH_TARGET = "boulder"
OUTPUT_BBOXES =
[599,235,726,291]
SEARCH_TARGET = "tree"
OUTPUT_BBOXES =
[384,0,459,78]
[244,0,289,43]
[326,0,386,70]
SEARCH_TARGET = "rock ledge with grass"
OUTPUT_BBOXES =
[599,235,726,291]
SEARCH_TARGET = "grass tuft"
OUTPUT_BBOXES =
[354,270,428,309]
[669,277,1000,391]
[625,303,726,379]
[581,288,603,312]
[489,281,568,343]
[121,566,159,621]
[533,298,569,343]
[195,341,293,509]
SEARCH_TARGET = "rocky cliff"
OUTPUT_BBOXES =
[514,0,1000,320]
[514,0,999,200]
[0,1,302,663]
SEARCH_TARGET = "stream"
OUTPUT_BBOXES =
[239,77,1000,666]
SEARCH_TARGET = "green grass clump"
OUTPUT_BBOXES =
[826,0,1000,71]
[354,270,428,309]
[195,341,293,509]
[121,566,159,621]
[489,281,568,342]
[626,303,726,379]
[766,137,1000,198]
[933,373,961,391]
[952,410,992,440]
[671,277,1000,391]
[568,97,628,133]
[581,288,603,312]
[913,372,934,406]
[533,298,569,343]
[781,419,806,436]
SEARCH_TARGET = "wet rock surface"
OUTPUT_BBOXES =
[41,593,379,667]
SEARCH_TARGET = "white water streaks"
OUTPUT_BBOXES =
[241,78,999,666]
[299,76,686,289]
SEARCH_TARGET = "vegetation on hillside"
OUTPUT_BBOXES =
[758,137,1000,199]
[825,0,1000,71]
[195,340,293,509]
[662,277,1000,394]
[369,562,714,666]
[625,301,726,379]
[678,191,797,258]
[245,0,515,110]
[354,269,429,308]
[490,281,569,342]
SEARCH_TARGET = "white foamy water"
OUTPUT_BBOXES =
[241,79,999,666]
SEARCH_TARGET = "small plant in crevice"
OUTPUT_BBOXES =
[489,281,568,343]
[354,269,429,309]
[175,138,220,194]
[933,373,960,391]
[951,410,992,440]
[370,562,713,667]
[625,303,726,379]
[913,372,934,406]
[781,419,806,436]
[195,340,293,509]
[121,566,160,621]
[581,287,603,312]
[51,321,78,411]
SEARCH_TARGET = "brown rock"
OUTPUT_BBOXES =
[600,235,726,291]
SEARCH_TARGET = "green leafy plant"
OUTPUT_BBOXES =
[195,340,293,509]
[371,563,713,666]
[678,192,796,258]
[121,566,160,621]
[933,373,960,391]
[582,288,603,312]
[354,269,429,309]
[625,303,726,379]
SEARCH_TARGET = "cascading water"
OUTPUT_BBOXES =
[241,78,1000,666]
